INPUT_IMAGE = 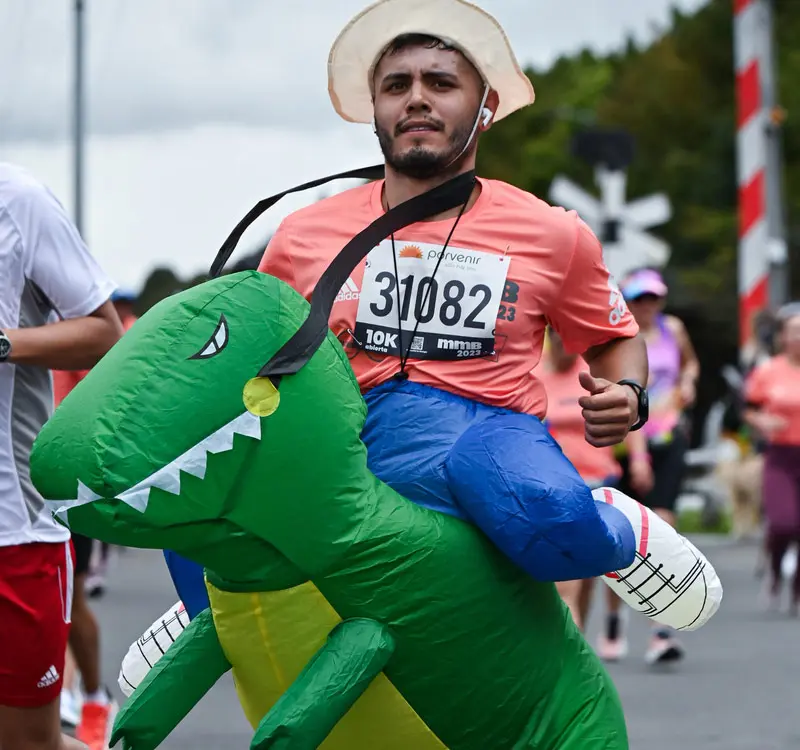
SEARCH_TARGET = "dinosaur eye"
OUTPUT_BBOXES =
[189,314,229,360]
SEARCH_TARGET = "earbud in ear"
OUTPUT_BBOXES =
[481,107,494,127]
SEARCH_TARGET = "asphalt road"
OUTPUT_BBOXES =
[89,537,796,749]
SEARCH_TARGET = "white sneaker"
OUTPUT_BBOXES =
[85,572,106,599]
[644,634,685,665]
[594,487,723,631]
[60,686,82,727]
[596,634,629,662]
[782,545,798,579]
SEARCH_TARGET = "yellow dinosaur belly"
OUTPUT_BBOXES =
[206,579,446,750]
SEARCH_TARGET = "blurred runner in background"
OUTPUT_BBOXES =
[540,327,654,632]
[597,268,700,664]
[744,303,800,615]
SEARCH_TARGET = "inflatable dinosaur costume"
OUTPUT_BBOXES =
[31,268,629,749]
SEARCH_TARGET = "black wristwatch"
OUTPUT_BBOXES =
[618,379,649,432]
[0,330,11,363]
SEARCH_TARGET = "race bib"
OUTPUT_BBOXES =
[354,240,509,360]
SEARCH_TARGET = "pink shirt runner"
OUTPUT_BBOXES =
[539,356,621,483]
[746,355,800,446]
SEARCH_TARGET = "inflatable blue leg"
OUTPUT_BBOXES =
[445,412,636,581]
[162,549,209,620]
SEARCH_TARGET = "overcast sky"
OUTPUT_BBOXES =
[0,0,708,290]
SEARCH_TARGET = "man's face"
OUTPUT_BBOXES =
[372,42,484,179]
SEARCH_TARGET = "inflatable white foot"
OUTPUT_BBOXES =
[594,487,723,631]
[118,601,189,696]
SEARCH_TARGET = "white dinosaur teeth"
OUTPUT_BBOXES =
[120,488,152,513]
[149,470,182,496]
[173,444,210,480]
[231,411,261,440]
[116,411,263,514]
[45,480,103,525]
[203,422,236,455]
[78,480,102,505]
[47,411,264,519]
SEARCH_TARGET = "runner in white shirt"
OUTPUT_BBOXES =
[0,162,122,750]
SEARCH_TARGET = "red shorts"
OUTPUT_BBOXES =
[0,541,74,707]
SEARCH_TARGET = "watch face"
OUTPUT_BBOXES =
[0,337,10,361]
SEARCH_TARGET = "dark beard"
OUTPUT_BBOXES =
[376,121,474,180]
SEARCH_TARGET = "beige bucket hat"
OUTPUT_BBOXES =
[327,0,535,124]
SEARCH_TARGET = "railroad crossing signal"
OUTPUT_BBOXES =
[549,167,672,281]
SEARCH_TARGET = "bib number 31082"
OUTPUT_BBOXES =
[354,240,509,360]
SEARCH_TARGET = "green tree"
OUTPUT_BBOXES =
[478,0,799,343]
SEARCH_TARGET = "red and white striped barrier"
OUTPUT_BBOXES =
[734,0,770,349]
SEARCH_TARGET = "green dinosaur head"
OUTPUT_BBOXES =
[31,271,371,582]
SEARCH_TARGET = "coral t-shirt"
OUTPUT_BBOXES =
[539,356,621,483]
[258,177,638,418]
[745,355,800,446]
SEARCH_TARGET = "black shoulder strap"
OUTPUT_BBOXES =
[259,171,476,378]
[206,162,476,380]
[208,164,386,279]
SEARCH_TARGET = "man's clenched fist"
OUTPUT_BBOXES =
[578,371,639,448]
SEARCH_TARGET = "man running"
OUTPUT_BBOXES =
[131,5,721,699]
[0,162,121,750]
[257,0,650,582]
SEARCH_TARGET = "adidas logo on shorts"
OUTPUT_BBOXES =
[37,665,60,688]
